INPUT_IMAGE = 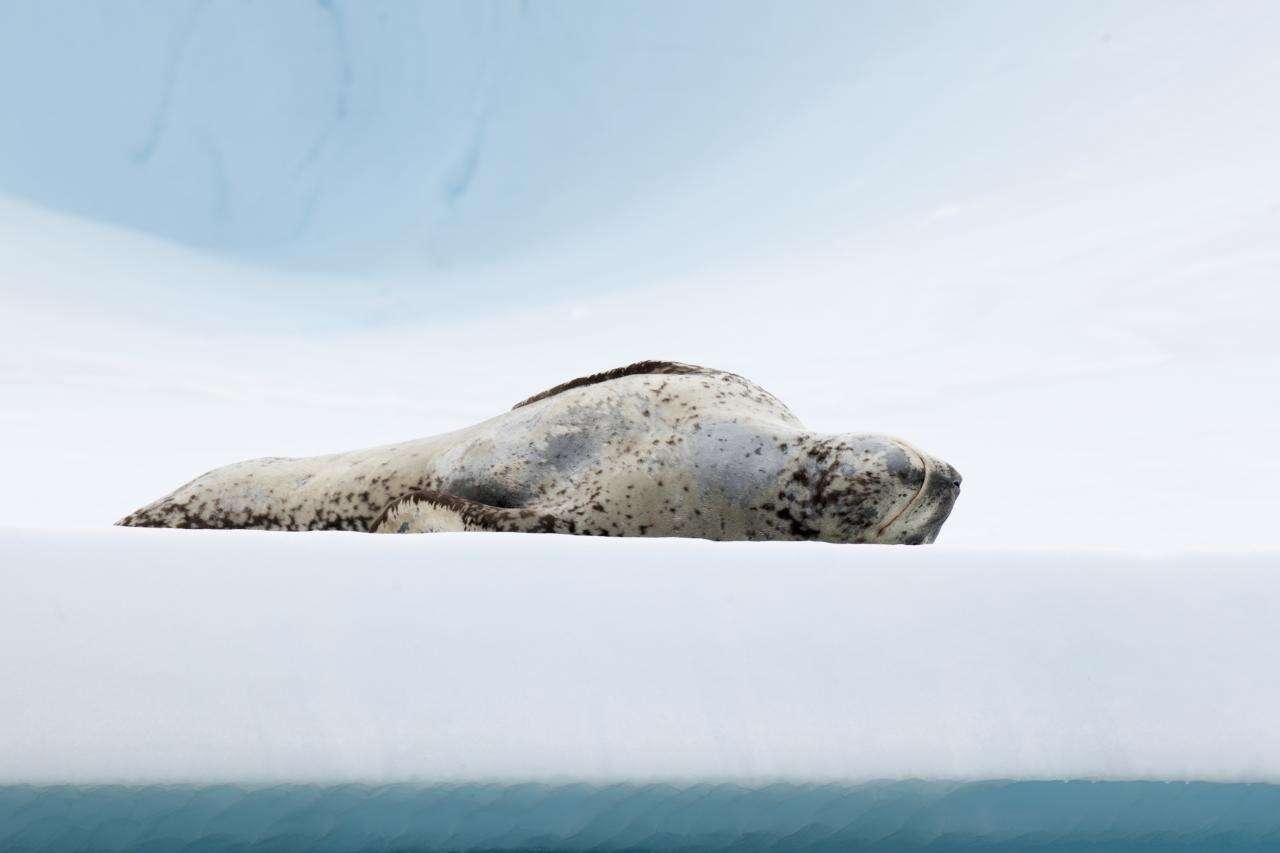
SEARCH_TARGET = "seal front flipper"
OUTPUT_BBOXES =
[371,490,578,535]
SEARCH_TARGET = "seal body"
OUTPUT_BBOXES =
[119,361,961,544]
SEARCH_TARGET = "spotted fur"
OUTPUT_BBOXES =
[119,361,961,544]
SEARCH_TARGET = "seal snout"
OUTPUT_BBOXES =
[913,459,962,543]
[923,458,961,506]
[874,440,961,544]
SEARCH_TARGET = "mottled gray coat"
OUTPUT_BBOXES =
[120,361,961,544]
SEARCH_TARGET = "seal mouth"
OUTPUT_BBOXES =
[874,437,931,539]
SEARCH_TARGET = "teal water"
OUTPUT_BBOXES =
[2,781,1279,851]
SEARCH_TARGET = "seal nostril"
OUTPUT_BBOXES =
[952,479,962,490]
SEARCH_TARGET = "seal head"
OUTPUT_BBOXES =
[766,435,960,545]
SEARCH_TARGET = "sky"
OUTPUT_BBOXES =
[0,0,1277,547]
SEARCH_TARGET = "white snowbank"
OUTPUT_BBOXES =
[4,527,1278,784]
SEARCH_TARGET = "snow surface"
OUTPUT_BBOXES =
[3,527,1279,784]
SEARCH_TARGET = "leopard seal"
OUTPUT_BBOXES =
[118,361,961,544]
